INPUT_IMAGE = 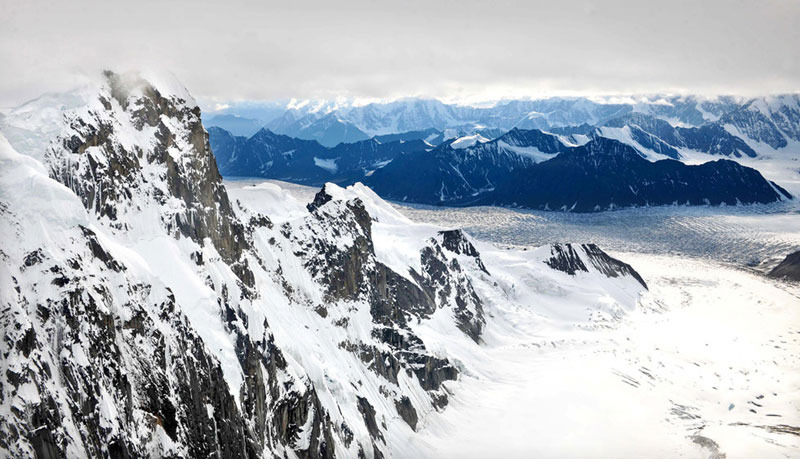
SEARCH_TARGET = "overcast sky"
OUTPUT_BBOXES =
[1,0,798,108]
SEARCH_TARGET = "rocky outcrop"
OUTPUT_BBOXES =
[288,186,485,421]
[545,243,648,289]
[767,250,800,282]
[437,229,489,274]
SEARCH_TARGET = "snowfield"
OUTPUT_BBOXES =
[232,179,800,458]
[419,253,800,458]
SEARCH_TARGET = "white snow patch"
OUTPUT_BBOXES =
[313,157,338,173]
[450,134,489,149]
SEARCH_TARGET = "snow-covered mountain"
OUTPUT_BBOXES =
[204,113,265,137]
[719,95,800,150]
[265,111,370,147]
[0,71,650,458]
[208,95,800,160]
[596,113,758,160]
[209,113,792,212]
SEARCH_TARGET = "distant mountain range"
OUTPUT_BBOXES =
[204,113,265,137]
[205,94,800,155]
[365,135,790,211]
[209,127,432,184]
[205,93,799,212]
[208,122,792,212]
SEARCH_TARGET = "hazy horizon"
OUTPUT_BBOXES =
[2,0,799,108]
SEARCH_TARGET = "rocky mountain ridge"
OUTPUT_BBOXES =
[0,71,649,458]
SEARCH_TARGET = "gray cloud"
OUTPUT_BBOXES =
[1,0,798,107]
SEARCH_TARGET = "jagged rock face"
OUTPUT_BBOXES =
[417,241,485,342]
[437,229,489,274]
[302,189,485,342]
[50,71,252,286]
[545,243,648,289]
[0,72,336,459]
[767,250,800,281]
[1,212,253,458]
[290,187,484,400]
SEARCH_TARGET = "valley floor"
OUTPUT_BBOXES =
[417,253,800,458]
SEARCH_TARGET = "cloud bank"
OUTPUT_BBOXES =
[1,0,798,107]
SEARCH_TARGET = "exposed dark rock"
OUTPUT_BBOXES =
[418,242,485,342]
[602,112,758,158]
[22,249,44,269]
[545,243,588,275]
[50,71,253,287]
[768,250,800,282]
[209,126,429,185]
[366,135,790,212]
[394,396,418,431]
[80,225,124,272]
[307,185,335,213]
[293,189,477,428]
[357,396,384,442]
[545,243,647,289]
[438,229,489,274]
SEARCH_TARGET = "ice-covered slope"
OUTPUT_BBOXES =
[0,72,650,458]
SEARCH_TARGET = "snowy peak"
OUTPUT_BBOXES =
[1,71,250,273]
[266,111,369,147]
[720,94,800,149]
[214,94,800,159]
[449,133,490,149]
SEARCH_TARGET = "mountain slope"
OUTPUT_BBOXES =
[0,71,650,458]
[366,135,791,211]
[208,126,432,185]
[214,95,800,161]
[489,138,789,211]
[599,113,758,159]
[719,95,800,149]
